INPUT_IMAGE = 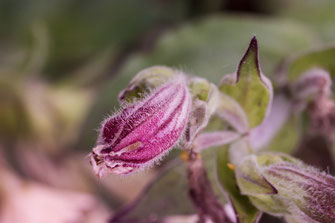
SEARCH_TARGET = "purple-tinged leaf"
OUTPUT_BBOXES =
[193,131,240,152]
[249,95,291,150]
[90,77,191,176]
[229,138,253,166]
[215,92,249,133]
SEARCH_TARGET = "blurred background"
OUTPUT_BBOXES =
[0,0,335,222]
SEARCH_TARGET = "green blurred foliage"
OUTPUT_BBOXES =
[285,47,335,81]
[281,0,335,42]
[267,116,300,154]
[0,0,188,79]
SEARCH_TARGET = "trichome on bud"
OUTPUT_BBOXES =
[90,76,191,176]
[235,153,335,223]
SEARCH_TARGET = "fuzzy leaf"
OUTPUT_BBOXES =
[219,37,273,128]
[229,138,254,166]
[236,155,278,196]
[249,95,292,150]
[194,131,240,152]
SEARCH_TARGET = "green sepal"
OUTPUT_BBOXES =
[118,65,176,102]
[236,155,278,196]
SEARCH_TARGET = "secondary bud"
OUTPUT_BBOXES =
[90,77,191,176]
[183,78,219,148]
[293,68,331,101]
[235,153,335,223]
[118,66,176,102]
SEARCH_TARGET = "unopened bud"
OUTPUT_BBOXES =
[293,68,331,101]
[90,76,191,176]
[235,153,335,223]
[183,77,219,148]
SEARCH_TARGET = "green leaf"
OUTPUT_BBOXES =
[248,95,299,153]
[286,46,335,81]
[119,65,176,102]
[267,116,300,154]
[217,146,261,223]
[215,92,249,133]
[189,77,212,101]
[219,37,273,128]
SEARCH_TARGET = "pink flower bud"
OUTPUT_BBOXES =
[90,77,191,176]
[236,153,335,223]
[264,163,335,223]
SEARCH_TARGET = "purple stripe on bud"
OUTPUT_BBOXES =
[236,153,335,222]
[90,77,191,176]
[264,163,335,223]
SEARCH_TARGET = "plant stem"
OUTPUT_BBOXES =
[186,150,233,223]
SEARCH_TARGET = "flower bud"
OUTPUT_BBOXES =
[90,76,191,176]
[293,68,331,102]
[235,153,335,223]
